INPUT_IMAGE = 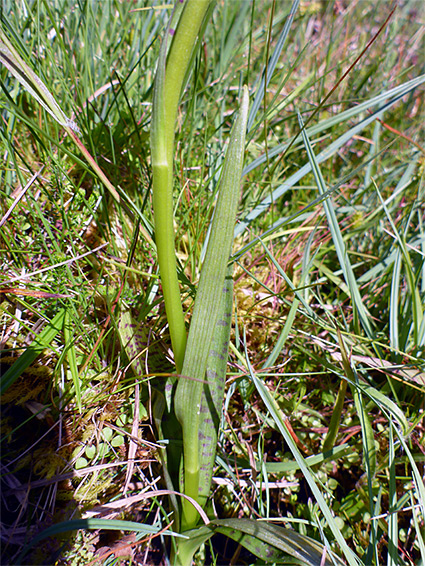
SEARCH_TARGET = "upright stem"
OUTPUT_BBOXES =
[151,0,213,373]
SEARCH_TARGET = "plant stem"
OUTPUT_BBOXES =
[151,0,214,373]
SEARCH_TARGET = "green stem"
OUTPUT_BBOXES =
[163,0,213,160]
[151,0,214,373]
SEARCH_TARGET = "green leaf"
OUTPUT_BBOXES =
[64,309,81,413]
[0,308,66,395]
[322,376,348,453]
[111,435,124,447]
[175,86,249,530]
[197,268,234,509]
[247,355,360,566]
[212,518,345,566]
[85,445,96,460]
[0,28,79,132]
[297,111,374,340]
[173,525,214,566]
[16,518,182,565]
[337,332,376,479]
[355,380,409,436]
[75,457,88,470]
[373,179,424,347]
[387,421,398,566]
[237,74,425,234]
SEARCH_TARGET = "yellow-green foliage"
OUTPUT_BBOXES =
[73,474,114,506]
[0,363,50,404]
[33,448,65,479]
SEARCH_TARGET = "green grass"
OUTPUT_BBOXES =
[1,0,424,565]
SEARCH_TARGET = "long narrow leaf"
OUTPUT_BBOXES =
[16,518,181,565]
[0,29,79,131]
[298,111,374,339]
[394,431,425,523]
[337,332,376,480]
[0,309,66,395]
[247,0,300,132]
[387,421,398,566]
[246,350,360,566]
[175,86,249,530]
[237,75,425,235]
[64,309,81,413]
[322,377,347,453]
[373,179,424,346]
[212,517,345,566]
[197,267,233,509]
[411,492,425,563]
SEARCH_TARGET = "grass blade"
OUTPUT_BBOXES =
[246,347,360,566]
[16,518,180,565]
[322,376,347,453]
[389,249,403,352]
[337,332,376,480]
[298,111,374,339]
[411,492,425,563]
[247,0,300,132]
[0,28,79,132]
[64,309,81,413]
[373,179,424,348]
[387,421,398,566]
[0,308,66,395]
[237,75,425,235]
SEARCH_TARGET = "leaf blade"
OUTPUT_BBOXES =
[0,309,66,395]
[175,86,249,530]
